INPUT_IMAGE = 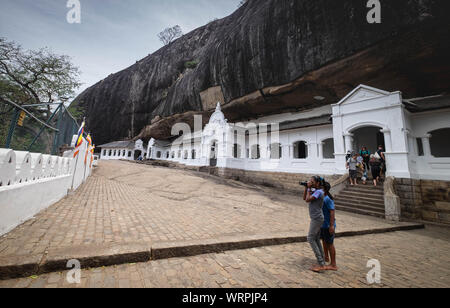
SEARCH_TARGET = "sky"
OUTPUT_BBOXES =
[0,0,241,96]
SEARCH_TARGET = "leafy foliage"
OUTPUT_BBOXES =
[184,60,199,69]
[0,38,81,152]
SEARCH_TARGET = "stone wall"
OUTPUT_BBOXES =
[141,160,342,194]
[215,167,341,194]
[395,178,450,224]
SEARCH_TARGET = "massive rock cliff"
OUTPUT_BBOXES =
[73,0,450,145]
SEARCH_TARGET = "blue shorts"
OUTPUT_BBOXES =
[321,228,335,244]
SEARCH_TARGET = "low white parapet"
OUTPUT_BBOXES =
[30,153,43,181]
[0,137,94,236]
[0,149,16,187]
[14,151,32,184]
[0,149,71,188]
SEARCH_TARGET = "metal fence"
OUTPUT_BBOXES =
[0,101,80,155]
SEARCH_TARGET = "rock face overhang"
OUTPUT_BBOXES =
[73,0,450,144]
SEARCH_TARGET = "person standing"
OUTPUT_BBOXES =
[369,154,382,186]
[321,182,338,271]
[376,145,386,177]
[303,176,326,273]
[347,153,359,186]
[360,146,371,171]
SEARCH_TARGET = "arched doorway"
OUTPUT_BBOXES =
[209,140,218,167]
[351,126,385,155]
[134,150,142,160]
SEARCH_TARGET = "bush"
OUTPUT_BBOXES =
[184,60,199,69]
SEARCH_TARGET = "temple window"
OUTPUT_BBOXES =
[322,138,335,159]
[293,141,308,159]
[430,128,450,157]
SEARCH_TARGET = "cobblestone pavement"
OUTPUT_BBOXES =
[1,227,449,288]
[0,160,415,260]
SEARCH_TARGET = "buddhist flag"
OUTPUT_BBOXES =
[86,134,92,147]
[90,145,95,168]
[84,134,93,165]
[73,121,85,158]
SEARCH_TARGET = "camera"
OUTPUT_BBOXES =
[300,181,308,187]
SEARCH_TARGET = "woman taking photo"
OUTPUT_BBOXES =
[303,176,326,273]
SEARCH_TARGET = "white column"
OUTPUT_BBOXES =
[410,135,418,156]
[307,142,317,158]
[344,133,354,153]
[422,134,432,157]
[318,142,324,159]
[381,129,392,152]
[281,145,289,160]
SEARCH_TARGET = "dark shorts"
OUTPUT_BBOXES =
[349,169,357,179]
[321,228,335,244]
[372,167,381,179]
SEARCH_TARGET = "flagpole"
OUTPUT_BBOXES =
[71,117,85,191]
[71,150,80,191]
[83,133,90,182]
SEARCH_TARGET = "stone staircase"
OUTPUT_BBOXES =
[334,184,386,218]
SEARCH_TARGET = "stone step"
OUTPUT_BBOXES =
[335,195,385,207]
[340,190,384,200]
[334,201,385,213]
[335,204,385,218]
[334,199,385,210]
[344,185,384,194]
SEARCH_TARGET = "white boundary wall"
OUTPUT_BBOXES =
[0,136,93,236]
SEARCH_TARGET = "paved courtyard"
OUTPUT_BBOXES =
[0,161,416,259]
[1,227,449,288]
[0,160,445,287]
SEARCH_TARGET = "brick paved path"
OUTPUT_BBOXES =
[0,161,415,261]
[1,227,449,288]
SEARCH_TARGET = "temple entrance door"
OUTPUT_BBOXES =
[352,126,385,156]
[134,150,142,160]
[351,126,386,177]
[209,140,218,167]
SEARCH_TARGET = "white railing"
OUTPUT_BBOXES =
[0,149,73,187]
[0,137,93,236]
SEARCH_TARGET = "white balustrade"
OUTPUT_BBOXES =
[0,149,16,187]
[62,157,70,175]
[15,151,32,184]
[42,154,53,178]
[0,150,75,186]
[30,153,43,181]
[50,156,59,177]
[0,137,93,236]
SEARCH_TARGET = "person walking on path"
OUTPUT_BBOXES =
[370,154,382,186]
[376,145,386,177]
[360,146,371,171]
[303,176,326,273]
[321,182,338,271]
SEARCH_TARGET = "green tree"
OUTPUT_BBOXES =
[0,37,81,111]
[0,38,81,151]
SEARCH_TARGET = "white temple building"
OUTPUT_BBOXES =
[147,85,450,181]
[99,139,147,161]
